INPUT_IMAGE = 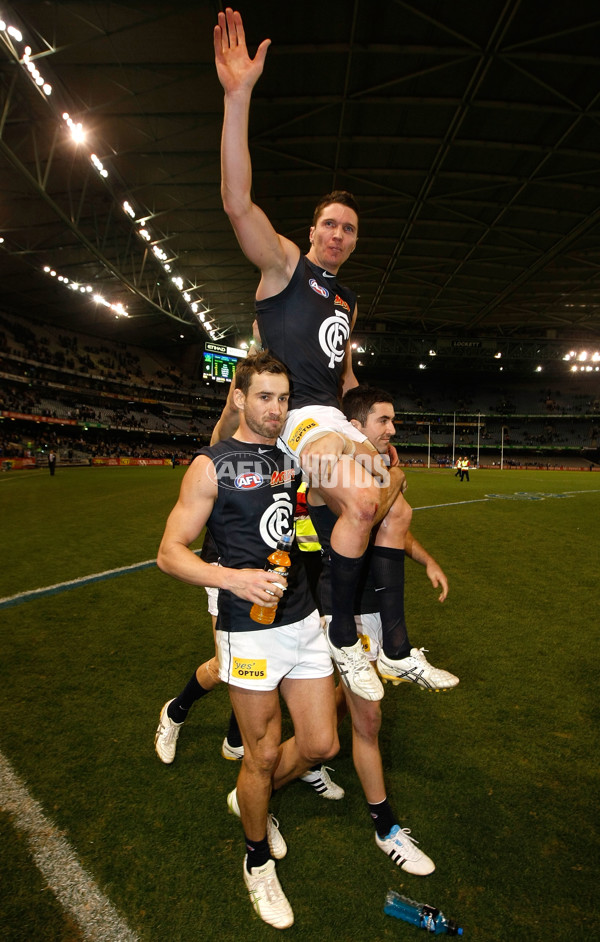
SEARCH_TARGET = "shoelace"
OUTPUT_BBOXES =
[262,873,287,905]
[347,647,374,672]
[160,721,180,743]
[391,826,421,852]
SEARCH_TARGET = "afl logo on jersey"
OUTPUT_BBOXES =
[235,472,263,489]
[210,451,278,490]
[309,278,329,299]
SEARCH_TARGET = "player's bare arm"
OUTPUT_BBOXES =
[404,530,449,602]
[340,317,360,397]
[210,377,240,444]
[157,454,286,606]
[215,7,298,297]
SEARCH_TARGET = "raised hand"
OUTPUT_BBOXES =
[214,7,271,95]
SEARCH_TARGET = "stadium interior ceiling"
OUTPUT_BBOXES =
[2,0,600,377]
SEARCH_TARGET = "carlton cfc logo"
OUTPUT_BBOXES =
[234,472,263,489]
[309,278,329,299]
[318,312,350,368]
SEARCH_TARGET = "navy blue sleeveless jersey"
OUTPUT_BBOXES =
[199,438,315,631]
[255,256,356,409]
[199,528,219,564]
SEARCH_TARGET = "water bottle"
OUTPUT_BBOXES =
[384,890,463,935]
[250,533,293,625]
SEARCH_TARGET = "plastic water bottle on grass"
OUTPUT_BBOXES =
[384,889,463,935]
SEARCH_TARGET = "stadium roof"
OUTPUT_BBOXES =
[2,0,600,363]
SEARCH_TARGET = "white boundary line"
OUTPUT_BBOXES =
[0,559,157,609]
[0,749,139,941]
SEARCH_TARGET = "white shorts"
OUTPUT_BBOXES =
[204,562,219,617]
[278,405,367,460]
[323,612,382,661]
[216,609,333,691]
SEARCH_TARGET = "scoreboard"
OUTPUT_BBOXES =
[202,342,247,383]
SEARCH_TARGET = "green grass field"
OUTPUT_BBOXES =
[1,466,598,941]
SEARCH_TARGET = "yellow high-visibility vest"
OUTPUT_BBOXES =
[295,482,322,552]
[295,515,322,552]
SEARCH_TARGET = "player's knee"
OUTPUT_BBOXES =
[243,740,281,777]
[342,488,379,530]
[206,657,221,685]
[385,493,413,532]
[303,728,339,765]
[352,703,382,741]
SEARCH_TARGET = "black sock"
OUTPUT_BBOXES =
[368,797,397,838]
[226,709,243,748]
[245,834,271,872]
[167,672,210,724]
[328,546,367,648]
[369,546,411,659]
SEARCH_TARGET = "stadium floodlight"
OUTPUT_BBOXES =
[62,113,86,144]
[70,123,85,144]
[91,154,108,178]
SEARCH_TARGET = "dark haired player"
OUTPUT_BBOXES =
[157,352,338,929]
[214,8,426,705]
[308,385,458,876]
